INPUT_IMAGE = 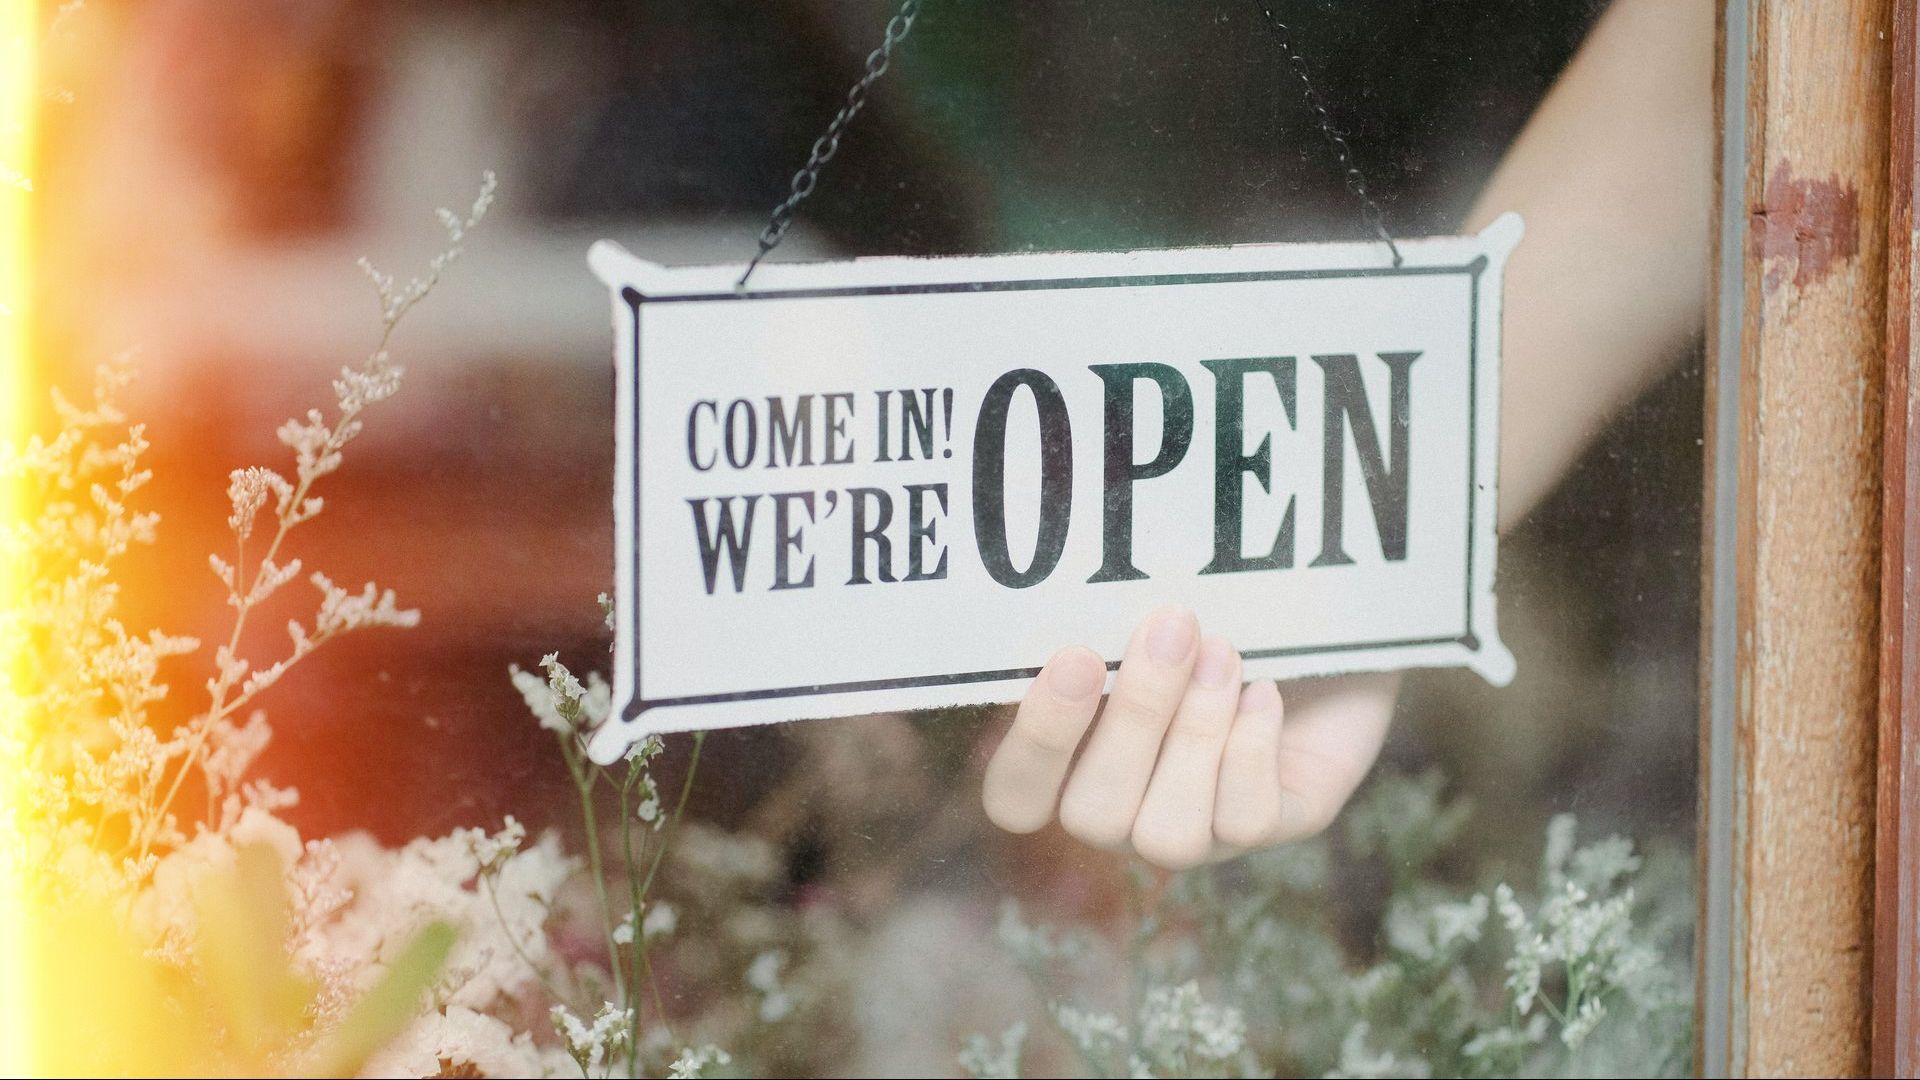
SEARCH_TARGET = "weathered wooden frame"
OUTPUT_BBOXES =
[1877,1,1920,1074]
[1702,0,1900,1075]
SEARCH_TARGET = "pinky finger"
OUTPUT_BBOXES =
[1211,680,1288,852]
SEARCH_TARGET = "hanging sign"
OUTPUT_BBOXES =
[585,214,1521,762]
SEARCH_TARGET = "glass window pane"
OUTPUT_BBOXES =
[22,2,1705,1076]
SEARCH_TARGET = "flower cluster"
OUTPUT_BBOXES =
[963,771,1692,1079]
[3,354,199,890]
[3,176,545,1076]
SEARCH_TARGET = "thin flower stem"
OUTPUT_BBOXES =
[1124,867,1153,1069]
[1536,987,1569,1025]
[571,743,628,1007]
[623,734,706,1075]
[620,771,644,1079]
[484,873,565,1004]
[616,762,678,1074]
[640,949,672,1029]
[636,732,704,901]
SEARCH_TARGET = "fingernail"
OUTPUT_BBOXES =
[1193,636,1237,689]
[1238,680,1281,713]
[1146,609,1198,664]
[1049,649,1105,701]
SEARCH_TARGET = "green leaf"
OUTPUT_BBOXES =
[192,843,313,1064]
[297,920,456,1078]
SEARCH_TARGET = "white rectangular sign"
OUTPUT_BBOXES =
[586,215,1520,762]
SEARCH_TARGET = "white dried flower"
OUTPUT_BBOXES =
[360,171,497,331]
[641,900,678,941]
[995,897,1090,967]
[1567,834,1642,895]
[333,350,404,415]
[1562,994,1608,1048]
[202,710,272,815]
[635,772,663,828]
[668,1044,733,1079]
[626,733,664,764]
[1050,1003,1127,1061]
[1386,892,1490,963]
[1462,1012,1550,1066]
[1543,812,1577,871]
[1136,981,1246,1065]
[224,466,291,541]
[1327,1022,1421,1080]
[276,408,336,483]
[309,572,419,638]
[617,899,678,947]
[551,1001,634,1074]
[361,1005,552,1079]
[958,1021,1027,1080]
[509,663,569,734]
[746,948,795,1023]
[469,815,525,878]
[509,653,612,739]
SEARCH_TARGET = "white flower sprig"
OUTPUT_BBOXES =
[552,1001,635,1076]
[131,173,495,863]
[667,1044,733,1079]
[358,170,496,334]
[501,649,712,1078]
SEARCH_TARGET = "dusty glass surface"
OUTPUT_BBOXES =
[32,1,1704,1076]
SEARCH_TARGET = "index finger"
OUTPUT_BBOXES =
[981,646,1107,833]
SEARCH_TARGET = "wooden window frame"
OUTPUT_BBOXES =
[1879,1,1920,1075]
[1702,0,1920,1074]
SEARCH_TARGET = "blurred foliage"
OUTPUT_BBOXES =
[966,770,1692,1079]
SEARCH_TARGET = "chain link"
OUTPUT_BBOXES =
[737,0,1401,284]
[737,0,924,289]
[1254,2,1403,267]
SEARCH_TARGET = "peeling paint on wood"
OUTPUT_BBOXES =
[1753,163,1862,291]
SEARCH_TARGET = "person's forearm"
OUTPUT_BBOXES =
[1466,0,1715,527]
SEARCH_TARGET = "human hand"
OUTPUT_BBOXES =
[981,607,1397,870]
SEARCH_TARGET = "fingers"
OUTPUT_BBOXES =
[1057,607,1199,849]
[982,617,1397,868]
[981,645,1107,833]
[1214,671,1396,850]
[1130,635,1242,870]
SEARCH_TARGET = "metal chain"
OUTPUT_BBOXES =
[738,0,1400,283]
[737,0,924,289]
[1254,2,1403,267]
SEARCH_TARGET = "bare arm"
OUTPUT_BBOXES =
[1474,0,1715,525]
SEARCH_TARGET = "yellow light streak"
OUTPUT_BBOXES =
[1,0,38,1074]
